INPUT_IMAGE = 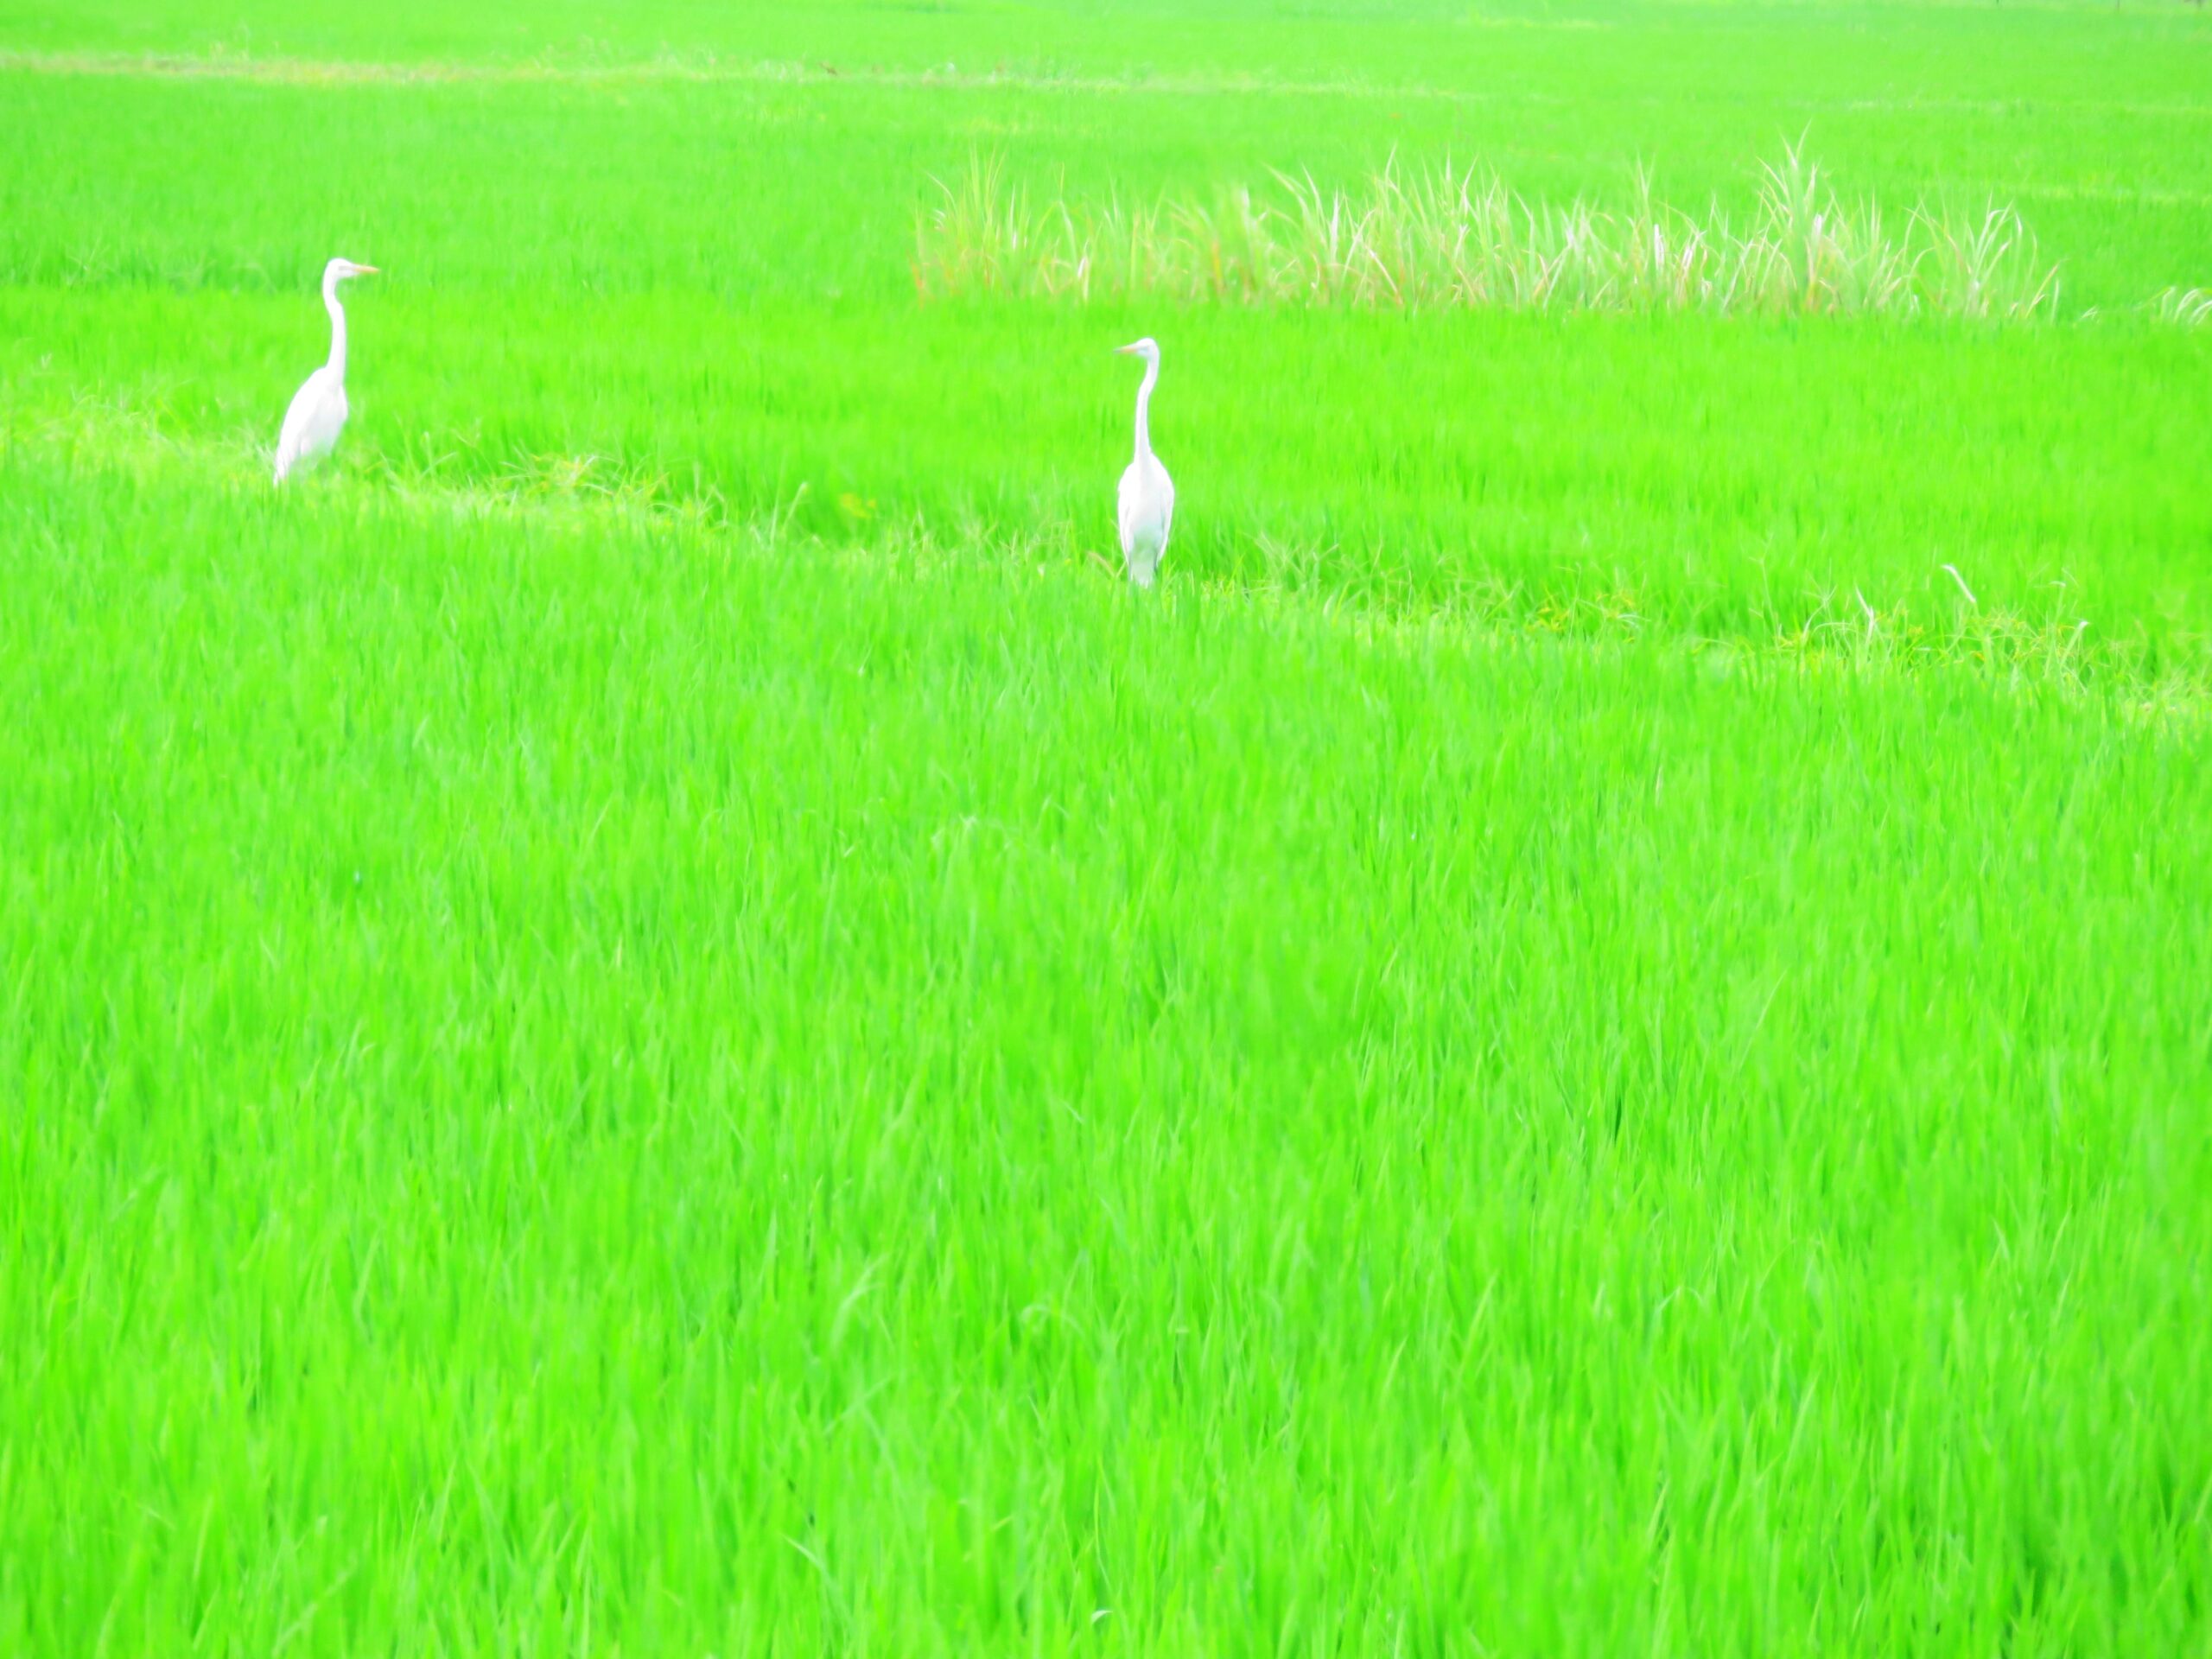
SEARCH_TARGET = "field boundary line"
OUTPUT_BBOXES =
[3,48,1564,96]
[4,410,2202,730]
[3,49,2210,124]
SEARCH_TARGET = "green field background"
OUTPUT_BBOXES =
[3,2,2209,1654]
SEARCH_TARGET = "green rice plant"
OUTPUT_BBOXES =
[7,435,2212,1657]
[917,145,2073,320]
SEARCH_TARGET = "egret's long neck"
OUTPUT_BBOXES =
[322,271,347,378]
[1132,358,1158,463]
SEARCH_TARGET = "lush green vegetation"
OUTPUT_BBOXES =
[3,1,2209,1653]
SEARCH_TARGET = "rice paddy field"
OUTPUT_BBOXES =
[3,0,2212,1652]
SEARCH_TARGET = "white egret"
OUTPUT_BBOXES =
[1114,337,1175,588]
[274,257,379,486]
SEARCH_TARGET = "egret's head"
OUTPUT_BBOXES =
[1115,337,1160,365]
[324,257,380,284]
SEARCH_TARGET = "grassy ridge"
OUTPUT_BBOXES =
[4,447,2209,1652]
[10,287,2211,673]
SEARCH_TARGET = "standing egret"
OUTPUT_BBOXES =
[274,257,379,486]
[1114,337,1175,588]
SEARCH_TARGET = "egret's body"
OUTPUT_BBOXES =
[276,365,348,483]
[275,257,378,486]
[1115,338,1174,588]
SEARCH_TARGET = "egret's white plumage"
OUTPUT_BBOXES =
[1115,337,1174,588]
[274,257,378,486]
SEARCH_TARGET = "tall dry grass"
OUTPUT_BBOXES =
[2151,286,2212,327]
[916,148,2066,320]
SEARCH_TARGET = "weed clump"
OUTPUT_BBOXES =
[918,147,2066,320]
